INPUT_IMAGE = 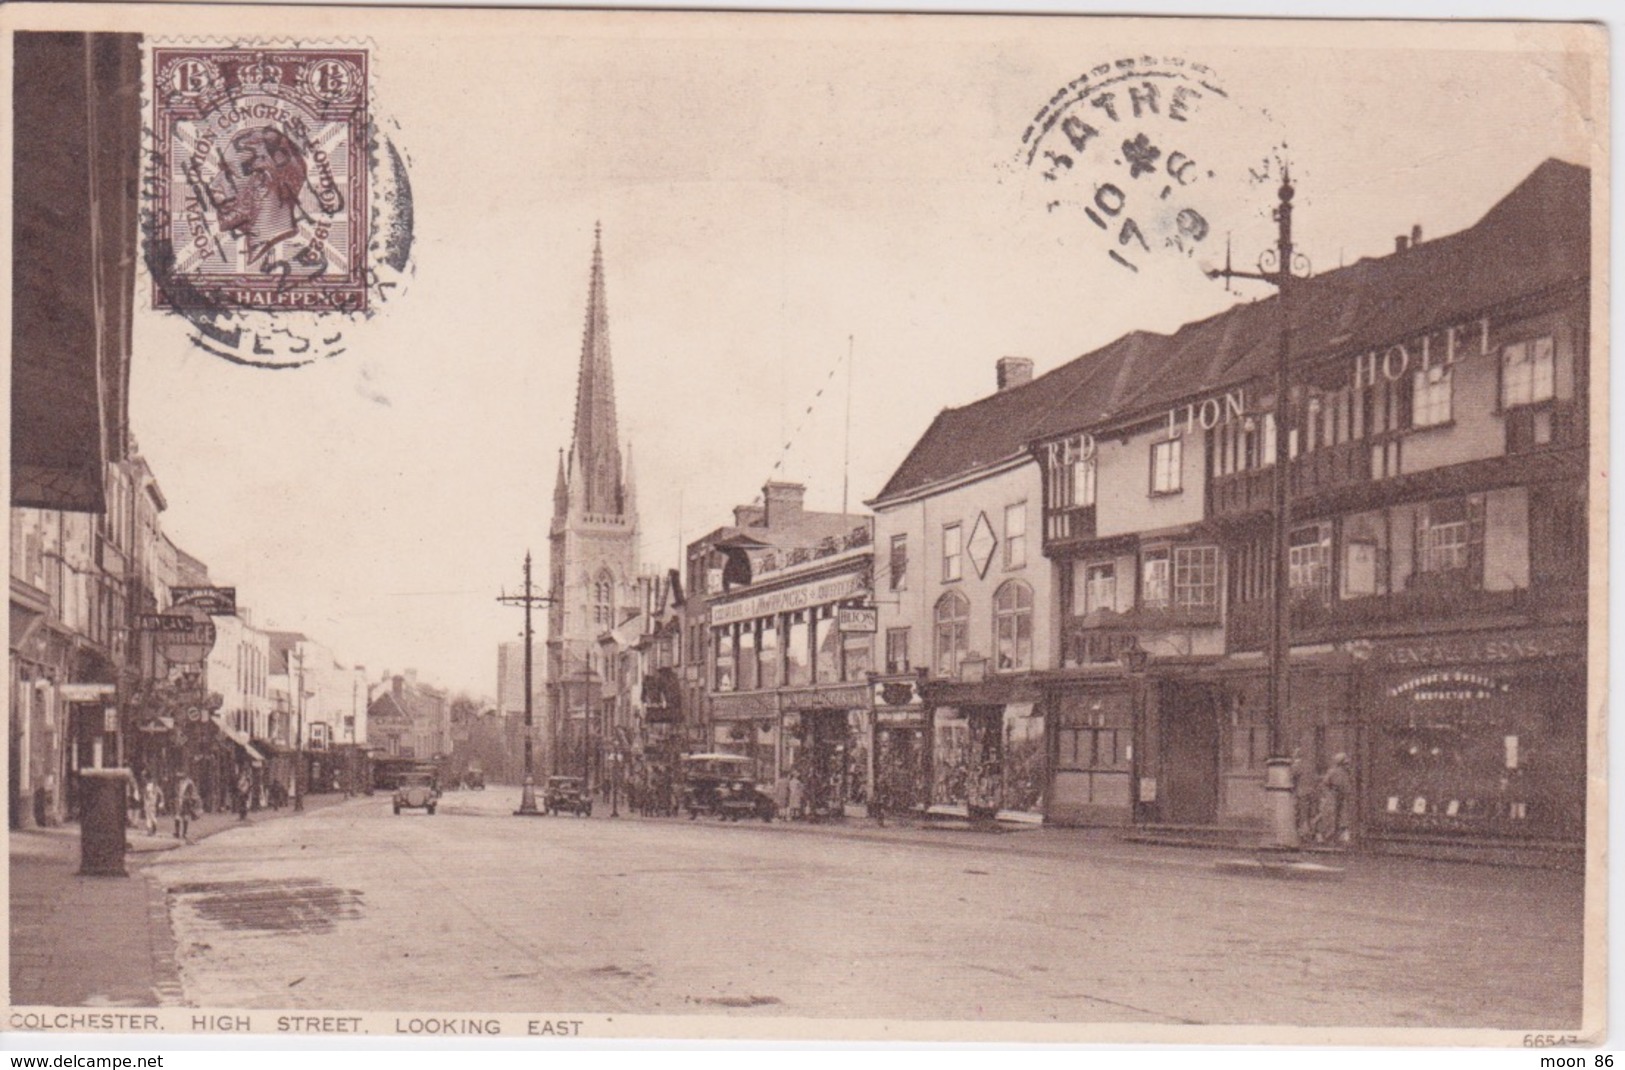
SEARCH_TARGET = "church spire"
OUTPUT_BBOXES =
[552,448,569,520]
[567,223,625,517]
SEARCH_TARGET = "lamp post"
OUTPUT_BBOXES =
[1206,167,1311,852]
[498,552,551,816]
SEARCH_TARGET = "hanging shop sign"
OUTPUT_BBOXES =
[710,570,867,626]
[837,607,878,634]
[170,586,237,616]
[140,605,218,663]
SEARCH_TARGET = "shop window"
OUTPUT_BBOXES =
[1412,364,1453,427]
[842,628,873,682]
[1172,546,1219,609]
[1141,548,1171,608]
[1289,523,1332,601]
[785,611,811,687]
[757,619,780,689]
[1502,336,1555,408]
[942,522,963,582]
[713,626,735,692]
[933,591,969,677]
[1004,502,1027,569]
[737,624,758,691]
[814,605,841,684]
[885,627,911,674]
[889,534,908,592]
[1150,438,1183,495]
[993,581,1033,671]
[1056,698,1132,771]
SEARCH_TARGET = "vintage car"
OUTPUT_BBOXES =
[463,767,486,790]
[544,776,592,817]
[680,753,776,823]
[393,771,439,815]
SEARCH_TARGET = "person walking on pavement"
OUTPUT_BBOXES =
[141,775,165,837]
[1289,748,1311,842]
[174,773,199,842]
[236,769,252,821]
[786,770,805,822]
[1316,753,1353,844]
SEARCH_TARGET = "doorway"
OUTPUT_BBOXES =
[1159,682,1221,824]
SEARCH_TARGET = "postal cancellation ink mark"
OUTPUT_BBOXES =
[1020,56,1271,277]
[143,45,414,367]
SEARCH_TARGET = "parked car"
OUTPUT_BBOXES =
[680,753,776,823]
[464,768,485,790]
[544,776,592,816]
[393,771,439,815]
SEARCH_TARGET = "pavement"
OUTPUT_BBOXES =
[118,787,1586,1028]
[8,793,354,1008]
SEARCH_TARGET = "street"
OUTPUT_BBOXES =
[130,790,1585,1029]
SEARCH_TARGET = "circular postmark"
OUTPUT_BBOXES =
[1020,56,1281,279]
[142,43,414,367]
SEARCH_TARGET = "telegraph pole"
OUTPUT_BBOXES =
[499,552,551,816]
[291,645,306,812]
[1206,167,1310,852]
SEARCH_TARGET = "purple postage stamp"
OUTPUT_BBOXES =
[150,46,372,316]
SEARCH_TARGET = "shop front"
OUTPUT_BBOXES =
[708,689,780,782]
[1360,627,1585,846]
[781,684,870,819]
[870,674,929,815]
[1043,675,1135,826]
[920,677,1044,821]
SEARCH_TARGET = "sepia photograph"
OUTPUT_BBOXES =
[2,0,1610,1051]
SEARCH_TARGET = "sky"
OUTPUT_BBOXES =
[115,7,1602,699]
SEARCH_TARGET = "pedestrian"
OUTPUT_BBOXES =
[773,775,791,822]
[174,773,199,842]
[786,770,804,822]
[236,769,252,821]
[1289,748,1311,841]
[141,775,165,837]
[1316,753,1353,844]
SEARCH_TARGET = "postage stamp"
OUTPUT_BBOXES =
[151,46,369,311]
[143,43,412,367]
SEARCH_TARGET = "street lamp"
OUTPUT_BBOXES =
[1206,165,1311,852]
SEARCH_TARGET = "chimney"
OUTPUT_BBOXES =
[997,356,1034,391]
[733,503,766,528]
[762,482,806,527]
[1410,224,1423,247]
[392,674,404,702]
[1394,234,1408,254]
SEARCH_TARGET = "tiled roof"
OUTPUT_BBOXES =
[874,158,1589,503]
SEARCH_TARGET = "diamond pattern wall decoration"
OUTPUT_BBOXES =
[967,511,997,579]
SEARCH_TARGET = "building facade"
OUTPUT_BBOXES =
[697,483,874,818]
[1021,159,1588,849]
[869,358,1057,820]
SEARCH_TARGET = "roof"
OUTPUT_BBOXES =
[873,158,1589,503]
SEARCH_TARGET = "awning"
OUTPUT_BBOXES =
[213,717,265,765]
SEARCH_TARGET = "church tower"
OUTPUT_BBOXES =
[547,226,639,776]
